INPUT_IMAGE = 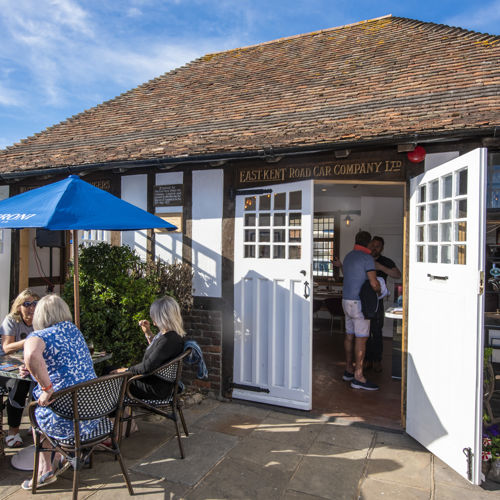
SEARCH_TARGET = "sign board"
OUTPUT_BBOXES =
[154,213,182,233]
[154,184,184,207]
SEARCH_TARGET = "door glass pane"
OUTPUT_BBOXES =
[244,196,256,211]
[244,245,255,258]
[417,226,425,242]
[442,201,452,219]
[273,246,285,259]
[259,194,271,211]
[274,192,286,210]
[259,230,270,242]
[259,213,271,226]
[259,245,270,258]
[457,169,467,196]
[289,191,302,210]
[274,213,286,226]
[245,214,256,226]
[457,199,467,218]
[441,245,451,264]
[428,224,438,242]
[418,206,426,223]
[430,180,439,201]
[428,245,438,263]
[443,175,452,198]
[455,221,467,242]
[289,213,301,226]
[417,245,425,262]
[419,185,426,203]
[289,229,301,242]
[454,245,466,265]
[289,246,301,259]
[429,203,439,221]
[245,229,256,242]
[273,229,285,242]
[441,223,451,242]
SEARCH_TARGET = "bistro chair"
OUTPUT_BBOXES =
[121,348,191,459]
[0,386,8,456]
[28,372,134,500]
[324,297,345,334]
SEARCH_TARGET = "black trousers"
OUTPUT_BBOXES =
[366,301,385,362]
[0,378,32,428]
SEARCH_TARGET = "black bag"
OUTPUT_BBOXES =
[359,280,379,319]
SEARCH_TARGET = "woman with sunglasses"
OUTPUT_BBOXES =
[0,288,40,448]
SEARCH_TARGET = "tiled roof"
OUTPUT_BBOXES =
[1,15,499,174]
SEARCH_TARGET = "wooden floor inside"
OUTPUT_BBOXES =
[312,318,402,429]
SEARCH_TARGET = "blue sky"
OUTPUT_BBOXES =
[0,0,499,150]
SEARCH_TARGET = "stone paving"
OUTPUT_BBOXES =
[1,397,499,499]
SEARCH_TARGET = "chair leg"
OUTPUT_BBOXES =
[115,447,134,495]
[178,405,189,437]
[173,416,185,459]
[124,406,132,438]
[72,454,80,500]
[32,432,41,494]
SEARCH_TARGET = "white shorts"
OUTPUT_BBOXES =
[342,299,370,338]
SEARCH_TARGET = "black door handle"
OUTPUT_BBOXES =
[304,281,310,299]
[427,274,448,281]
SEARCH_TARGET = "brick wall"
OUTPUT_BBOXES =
[182,308,222,396]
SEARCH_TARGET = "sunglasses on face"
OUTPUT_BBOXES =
[22,301,38,308]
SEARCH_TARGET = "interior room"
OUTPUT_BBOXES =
[312,182,405,428]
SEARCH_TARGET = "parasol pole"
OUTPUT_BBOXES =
[72,229,80,329]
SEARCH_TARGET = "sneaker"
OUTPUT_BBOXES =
[351,379,379,391]
[342,371,354,381]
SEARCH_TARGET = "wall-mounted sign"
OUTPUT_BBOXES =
[154,184,184,207]
[154,213,182,233]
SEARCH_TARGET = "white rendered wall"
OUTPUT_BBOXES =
[154,172,183,264]
[121,175,148,261]
[192,170,223,297]
[0,186,11,319]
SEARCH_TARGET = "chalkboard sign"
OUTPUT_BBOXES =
[154,184,183,207]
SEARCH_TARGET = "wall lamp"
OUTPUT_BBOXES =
[344,215,352,226]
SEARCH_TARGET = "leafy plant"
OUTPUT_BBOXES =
[62,243,192,366]
[483,424,500,462]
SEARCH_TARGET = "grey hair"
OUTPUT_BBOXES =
[33,294,73,331]
[10,288,41,322]
[150,296,186,337]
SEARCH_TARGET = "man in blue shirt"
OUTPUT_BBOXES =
[342,231,381,390]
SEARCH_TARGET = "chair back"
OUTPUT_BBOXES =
[49,373,129,420]
[152,348,191,385]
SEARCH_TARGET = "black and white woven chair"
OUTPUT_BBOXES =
[28,373,134,499]
[121,348,191,459]
[0,386,8,456]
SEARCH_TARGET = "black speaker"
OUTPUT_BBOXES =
[36,229,65,248]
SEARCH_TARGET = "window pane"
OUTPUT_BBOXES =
[457,199,467,218]
[429,203,439,221]
[274,213,286,226]
[289,191,302,210]
[273,246,285,259]
[274,229,285,242]
[259,245,270,258]
[418,206,426,223]
[457,169,467,196]
[455,221,467,242]
[245,214,256,226]
[289,213,301,226]
[259,194,271,211]
[289,229,301,242]
[428,224,438,242]
[259,213,271,226]
[441,223,451,242]
[259,230,270,242]
[430,180,439,201]
[244,196,256,211]
[455,245,466,265]
[428,245,438,263]
[244,245,255,258]
[245,229,256,242]
[289,246,301,259]
[441,245,451,264]
[274,192,286,210]
[417,226,425,242]
[419,185,426,203]
[442,201,452,219]
[417,245,425,262]
[443,175,452,198]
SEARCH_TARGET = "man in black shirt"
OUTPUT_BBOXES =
[366,236,401,372]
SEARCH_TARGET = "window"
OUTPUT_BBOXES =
[313,214,336,277]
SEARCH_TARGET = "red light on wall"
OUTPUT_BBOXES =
[407,146,426,163]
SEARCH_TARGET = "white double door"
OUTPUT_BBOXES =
[233,180,313,410]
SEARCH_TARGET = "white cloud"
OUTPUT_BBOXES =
[0,85,22,107]
[445,0,500,33]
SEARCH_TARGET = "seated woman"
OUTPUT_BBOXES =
[0,288,40,448]
[113,296,186,400]
[22,294,101,489]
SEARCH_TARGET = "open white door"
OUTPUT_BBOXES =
[233,180,313,410]
[408,148,486,484]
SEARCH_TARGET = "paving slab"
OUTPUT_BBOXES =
[316,423,375,450]
[359,477,429,499]
[433,481,497,499]
[287,440,368,500]
[131,427,238,485]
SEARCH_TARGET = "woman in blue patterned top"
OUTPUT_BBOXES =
[22,294,100,489]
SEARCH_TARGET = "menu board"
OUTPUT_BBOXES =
[154,184,183,207]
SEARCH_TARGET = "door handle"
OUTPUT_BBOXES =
[304,281,310,299]
[427,273,448,281]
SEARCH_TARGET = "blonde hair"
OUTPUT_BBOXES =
[150,296,186,337]
[10,289,41,322]
[33,295,73,331]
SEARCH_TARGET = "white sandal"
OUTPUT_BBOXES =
[5,433,23,448]
[21,471,58,490]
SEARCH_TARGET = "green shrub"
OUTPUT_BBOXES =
[62,243,192,366]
